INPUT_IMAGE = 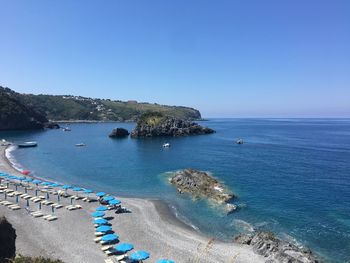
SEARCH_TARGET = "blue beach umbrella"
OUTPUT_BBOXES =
[103,196,115,202]
[130,250,150,261]
[91,211,105,217]
[32,179,42,185]
[51,183,61,187]
[101,234,119,242]
[96,225,112,232]
[115,243,134,253]
[62,185,72,189]
[96,192,106,197]
[96,206,108,211]
[157,260,175,263]
[72,187,82,191]
[23,178,33,183]
[84,189,93,194]
[41,182,52,186]
[94,218,108,225]
[108,199,121,205]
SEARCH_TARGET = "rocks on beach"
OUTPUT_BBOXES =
[131,112,215,138]
[234,232,320,263]
[109,128,130,138]
[0,216,16,261]
[169,169,236,213]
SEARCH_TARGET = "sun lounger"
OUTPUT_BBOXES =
[14,192,22,196]
[33,198,41,203]
[4,189,14,193]
[9,205,21,210]
[38,195,46,200]
[43,214,52,219]
[52,203,63,209]
[74,204,82,209]
[47,215,58,221]
[23,195,32,200]
[4,202,14,206]
[95,231,104,236]
[65,205,77,211]
[116,254,126,261]
[31,212,44,217]
[7,193,15,197]
[94,237,102,243]
[104,259,114,263]
[101,245,113,251]
[104,249,116,256]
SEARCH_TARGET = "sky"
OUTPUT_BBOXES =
[0,0,349,118]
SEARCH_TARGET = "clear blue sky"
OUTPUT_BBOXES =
[0,0,349,117]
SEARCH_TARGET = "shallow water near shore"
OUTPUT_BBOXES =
[1,119,350,262]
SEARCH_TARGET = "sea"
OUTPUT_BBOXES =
[1,119,349,262]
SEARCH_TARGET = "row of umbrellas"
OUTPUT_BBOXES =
[1,173,174,262]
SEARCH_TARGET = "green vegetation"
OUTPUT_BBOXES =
[0,86,201,122]
[11,256,64,263]
[138,111,165,127]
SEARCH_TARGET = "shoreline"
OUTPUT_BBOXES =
[0,143,265,263]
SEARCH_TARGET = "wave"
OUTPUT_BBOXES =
[169,204,200,231]
[231,219,255,233]
[5,145,24,173]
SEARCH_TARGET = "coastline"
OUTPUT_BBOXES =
[0,144,265,263]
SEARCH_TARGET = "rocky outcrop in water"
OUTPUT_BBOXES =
[0,216,16,262]
[131,112,215,138]
[170,169,236,213]
[234,232,320,263]
[109,128,130,138]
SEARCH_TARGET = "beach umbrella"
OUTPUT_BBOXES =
[108,199,121,205]
[62,185,72,189]
[23,178,33,183]
[41,182,52,186]
[96,192,106,197]
[101,234,119,242]
[103,196,115,202]
[72,187,82,191]
[84,189,93,194]
[51,183,61,187]
[115,243,134,253]
[32,179,42,186]
[94,218,108,225]
[130,250,150,262]
[96,225,112,232]
[91,211,105,217]
[96,206,108,211]
[157,260,175,263]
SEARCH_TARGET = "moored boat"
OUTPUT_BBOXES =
[75,143,86,147]
[18,141,38,148]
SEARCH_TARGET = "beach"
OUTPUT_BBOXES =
[0,144,264,263]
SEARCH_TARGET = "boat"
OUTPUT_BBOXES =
[75,143,86,147]
[162,143,170,148]
[235,139,244,144]
[18,141,38,148]
[63,127,71,131]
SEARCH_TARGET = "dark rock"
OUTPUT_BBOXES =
[44,122,60,129]
[0,216,16,262]
[234,232,320,263]
[131,112,215,138]
[109,128,130,138]
[170,168,234,204]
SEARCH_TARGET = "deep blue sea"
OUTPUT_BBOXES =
[1,119,349,262]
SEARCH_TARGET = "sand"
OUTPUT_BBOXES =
[0,144,264,263]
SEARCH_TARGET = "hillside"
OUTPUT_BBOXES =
[0,87,48,130]
[0,86,201,122]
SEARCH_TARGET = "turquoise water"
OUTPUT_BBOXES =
[1,119,350,262]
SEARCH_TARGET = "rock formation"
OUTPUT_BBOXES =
[0,216,16,262]
[109,128,130,138]
[234,232,320,263]
[170,169,236,213]
[131,112,215,138]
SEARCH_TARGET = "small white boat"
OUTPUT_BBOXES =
[75,143,86,147]
[162,143,170,148]
[18,141,38,148]
[63,127,71,131]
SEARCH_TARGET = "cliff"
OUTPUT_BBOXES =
[0,87,48,130]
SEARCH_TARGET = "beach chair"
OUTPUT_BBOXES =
[66,205,77,211]
[47,215,58,221]
[23,195,32,200]
[3,201,14,206]
[42,214,52,219]
[95,231,104,237]
[101,245,113,251]
[115,255,126,261]
[104,259,114,263]
[94,237,102,243]
[8,204,21,210]
[104,249,116,256]
[33,198,41,203]
[74,204,82,209]
[31,211,44,217]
